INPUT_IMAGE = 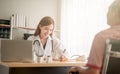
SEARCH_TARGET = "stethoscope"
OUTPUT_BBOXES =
[33,40,44,57]
[33,39,54,57]
[33,40,40,46]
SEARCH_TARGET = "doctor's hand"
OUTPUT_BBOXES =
[60,55,68,62]
[68,66,81,74]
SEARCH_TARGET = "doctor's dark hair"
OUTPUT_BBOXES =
[34,16,55,36]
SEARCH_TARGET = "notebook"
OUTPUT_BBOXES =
[1,40,33,63]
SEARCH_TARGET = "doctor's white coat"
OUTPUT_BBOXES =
[28,35,67,62]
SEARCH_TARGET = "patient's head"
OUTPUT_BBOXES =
[107,0,120,26]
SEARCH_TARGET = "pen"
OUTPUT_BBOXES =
[63,49,66,53]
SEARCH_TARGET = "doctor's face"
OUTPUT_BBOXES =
[40,24,54,38]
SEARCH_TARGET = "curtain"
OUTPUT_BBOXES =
[60,0,114,58]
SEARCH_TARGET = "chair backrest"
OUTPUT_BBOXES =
[101,39,120,74]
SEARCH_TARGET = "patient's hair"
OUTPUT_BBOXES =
[110,0,120,16]
[107,0,120,26]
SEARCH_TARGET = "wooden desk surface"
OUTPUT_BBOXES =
[0,61,86,68]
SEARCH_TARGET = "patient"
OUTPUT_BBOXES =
[68,0,120,74]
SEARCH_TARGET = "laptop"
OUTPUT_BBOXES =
[1,40,33,63]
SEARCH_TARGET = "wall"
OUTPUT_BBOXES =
[0,0,60,38]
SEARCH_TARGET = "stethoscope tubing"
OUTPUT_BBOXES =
[33,39,54,57]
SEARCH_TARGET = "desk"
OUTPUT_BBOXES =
[0,61,86,74]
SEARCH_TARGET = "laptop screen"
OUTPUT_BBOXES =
[1,40,33,63]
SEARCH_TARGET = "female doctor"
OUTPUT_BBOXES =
[28,16,68,62]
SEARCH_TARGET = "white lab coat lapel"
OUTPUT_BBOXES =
[34,35,52,56]
[34,35,44,53]
[44,36,52,56]
[32,35,44,63]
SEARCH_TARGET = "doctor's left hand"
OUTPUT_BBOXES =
[60,55,68,62]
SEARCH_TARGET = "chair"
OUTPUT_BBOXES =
[101,39,120,74]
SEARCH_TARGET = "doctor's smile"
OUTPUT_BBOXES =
[39,24,53,39]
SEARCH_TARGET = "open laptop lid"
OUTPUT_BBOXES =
[1,40,33,63]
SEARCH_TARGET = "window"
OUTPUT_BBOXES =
[60,0,114,58]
